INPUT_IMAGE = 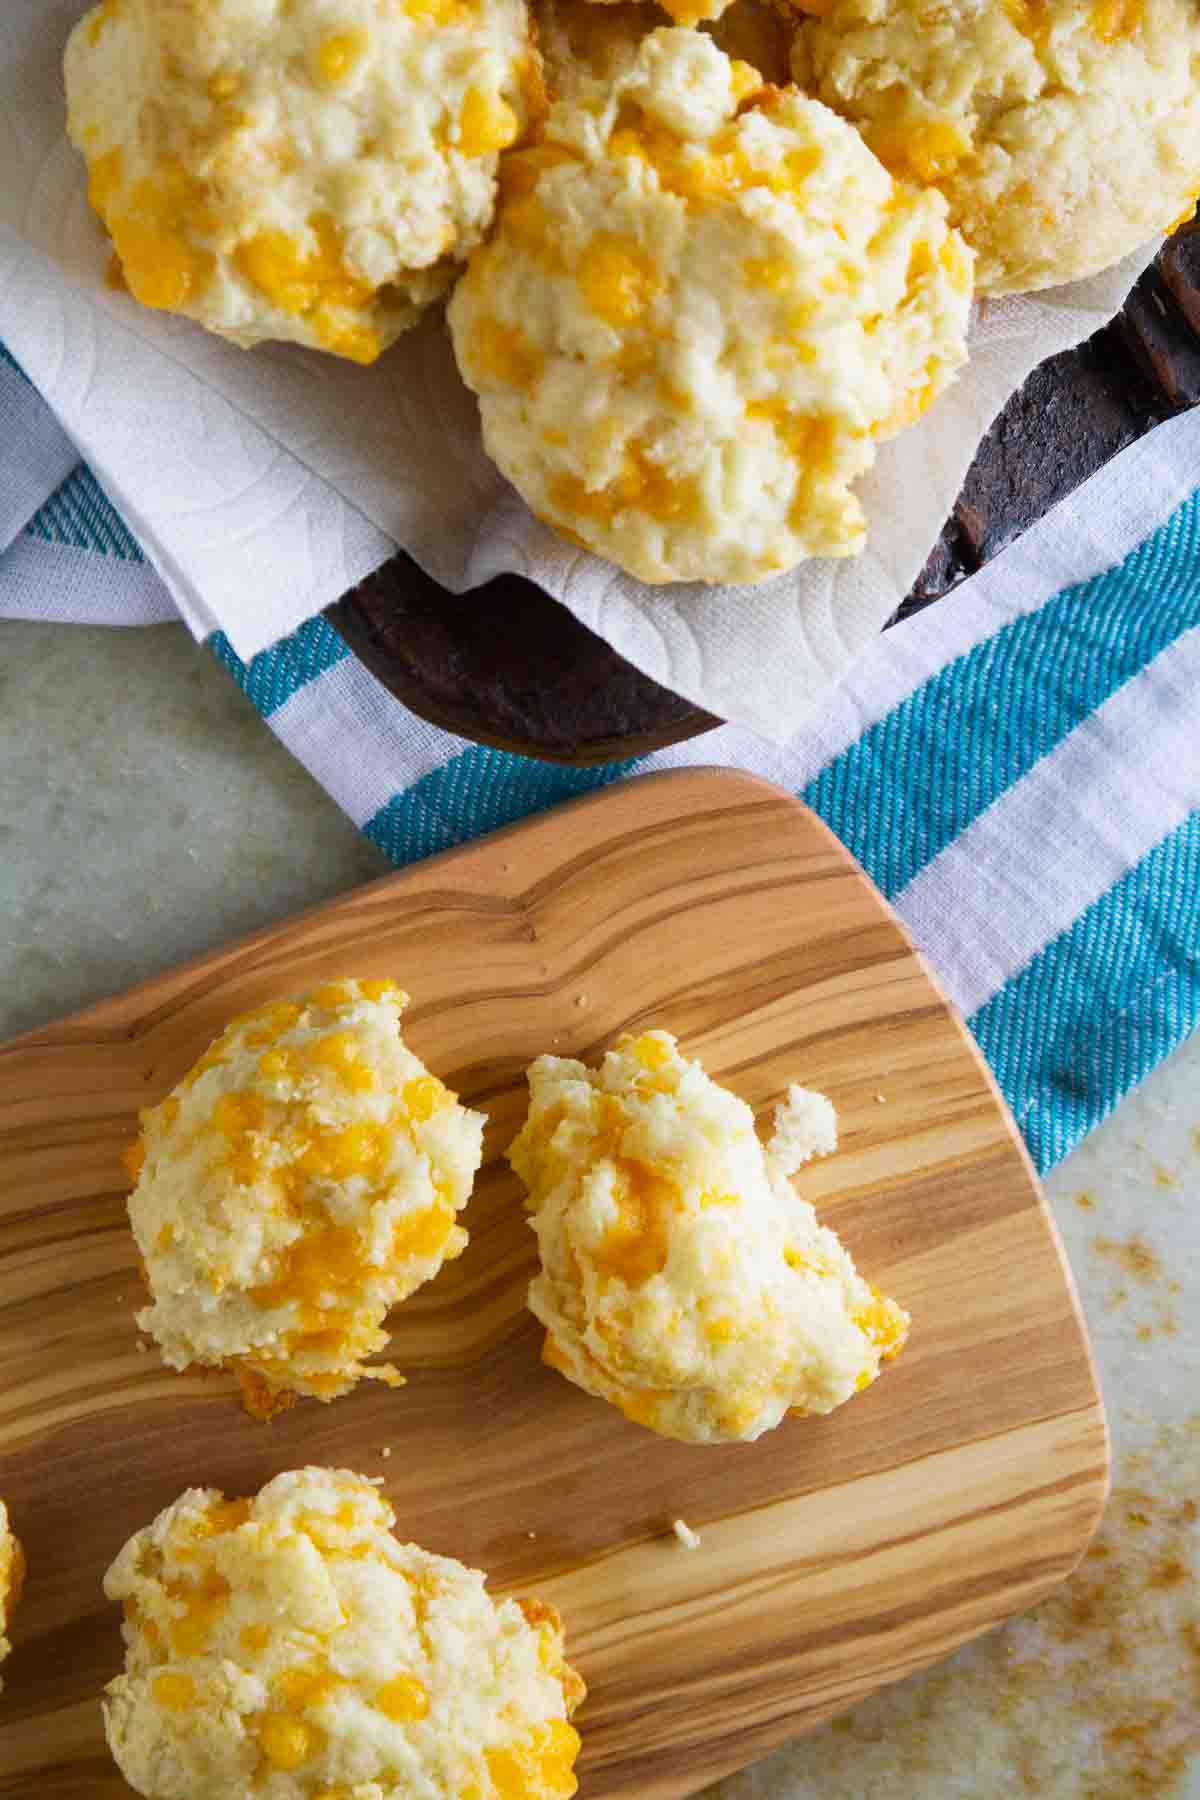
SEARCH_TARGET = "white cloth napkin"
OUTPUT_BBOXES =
[0,0,1162,740]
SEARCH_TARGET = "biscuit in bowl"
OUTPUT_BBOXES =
[64,0,542,359]
[102,1467,586,1798]
[509,1028,909,1444]
[792,0,1200,293]
[449,28,973,585]
[125,978,484,1414]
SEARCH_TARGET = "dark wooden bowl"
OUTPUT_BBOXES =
[327,219,1200,767]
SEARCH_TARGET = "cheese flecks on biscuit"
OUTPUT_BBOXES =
[102,1468,585,1799]
[449,29,972,586]
[126,979,484,1412]
[509,1029,909,1444]
[65,0,539,359]
[792,0,1200,294]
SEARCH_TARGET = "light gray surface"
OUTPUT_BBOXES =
[707,1031,1200,1800]
[0,619,388,1039]
[1,617,1196,1799]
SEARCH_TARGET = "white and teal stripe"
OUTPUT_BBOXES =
[203,487,1200,1175]
[0,342,174,624]
[4,338,1199,1175]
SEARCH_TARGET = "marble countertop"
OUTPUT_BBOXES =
[1,617,1196,1800]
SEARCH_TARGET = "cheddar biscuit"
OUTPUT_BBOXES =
[126,979,484,1413]
[102,1468,585,1798]
[449,28,972,584]
[793,0,1200,293]
[64,0,540,359]
[509,1029,909,1444]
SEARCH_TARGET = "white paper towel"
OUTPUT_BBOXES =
[0,0,1157,740]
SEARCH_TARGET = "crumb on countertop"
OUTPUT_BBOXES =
[1093,1234,1163,1284]
[672,1518,702,1551]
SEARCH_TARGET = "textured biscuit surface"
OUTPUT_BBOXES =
[65,0,538,358]
[793,0,1200,293]
[127,978,485,1409]
[103,1467,585,1799]
[509,1029,909,1443]
[450,29,972,585]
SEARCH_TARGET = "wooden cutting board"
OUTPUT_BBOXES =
[0,769,1108,1799]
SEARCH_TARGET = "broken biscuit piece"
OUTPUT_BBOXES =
[509,1028,909,1444]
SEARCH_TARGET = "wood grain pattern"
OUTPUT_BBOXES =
[0,770,1109,1798]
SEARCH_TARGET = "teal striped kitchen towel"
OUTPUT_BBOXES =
[3,339,1198,1173]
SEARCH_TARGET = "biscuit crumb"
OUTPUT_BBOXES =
[769,1085,838,1173]
[672,1518,702,1550]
